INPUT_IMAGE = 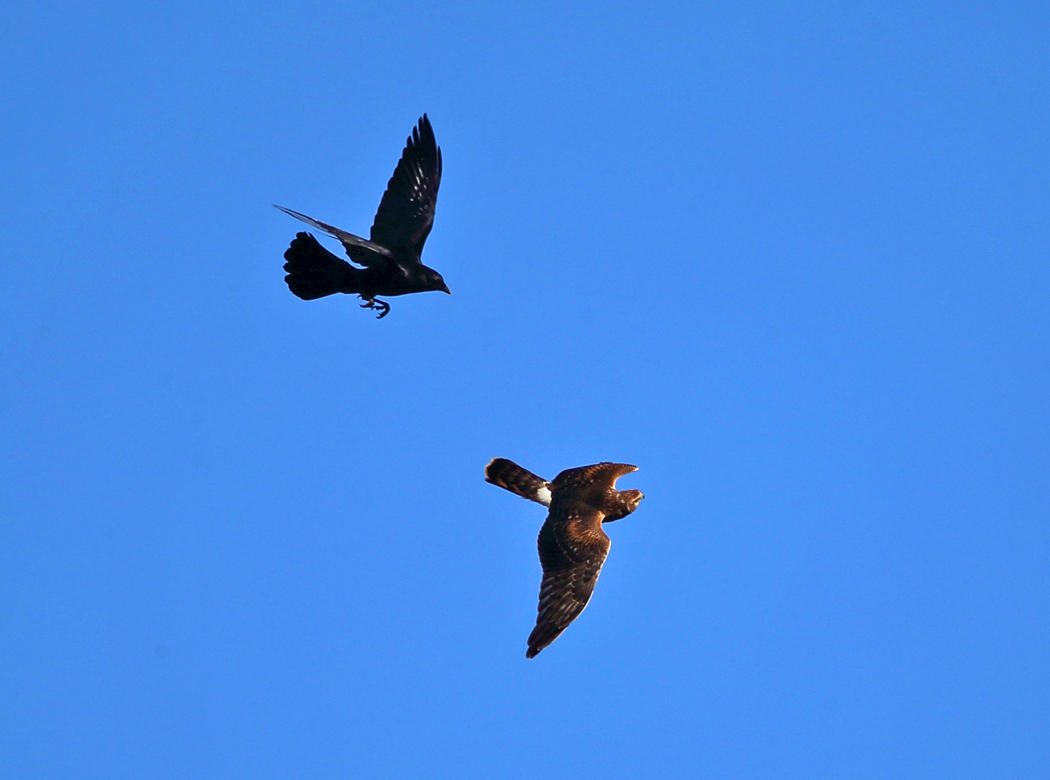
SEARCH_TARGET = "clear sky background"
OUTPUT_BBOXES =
[3,1,1048,777]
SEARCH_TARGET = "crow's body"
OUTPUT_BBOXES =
[277,114,448,318]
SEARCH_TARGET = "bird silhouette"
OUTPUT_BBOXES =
[485,458,644,658]
[276,114,448,318]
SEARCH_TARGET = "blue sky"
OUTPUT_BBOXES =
[2,1,1048,776]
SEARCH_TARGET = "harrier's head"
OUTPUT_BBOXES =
[607,487,644,521]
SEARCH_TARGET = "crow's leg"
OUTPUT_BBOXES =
[358,296,391,319]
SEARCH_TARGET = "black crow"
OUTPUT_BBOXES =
[276,114,448,318]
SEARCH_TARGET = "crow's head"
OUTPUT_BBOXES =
[421,266,450,294]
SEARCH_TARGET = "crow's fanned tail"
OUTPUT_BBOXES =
[283,232,357,300]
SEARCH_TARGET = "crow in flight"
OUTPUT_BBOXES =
[276,114,448,318]
[485,458,645,658]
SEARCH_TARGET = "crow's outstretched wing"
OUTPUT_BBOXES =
[274,205,394,269]
[370,114,442,258]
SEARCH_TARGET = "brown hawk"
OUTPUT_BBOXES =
[485,457,645,658]
[275,114,448,318]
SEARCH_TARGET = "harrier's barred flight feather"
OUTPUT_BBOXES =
[275,114,449,318]
[485,458,644,658]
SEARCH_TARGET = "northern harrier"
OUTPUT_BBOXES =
[276,114,448,318]
[485,458,644,658]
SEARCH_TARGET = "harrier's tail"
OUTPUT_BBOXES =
[282,232,357,300]
[484,458,552,507]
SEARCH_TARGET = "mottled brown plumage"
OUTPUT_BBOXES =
[485,458,644,658]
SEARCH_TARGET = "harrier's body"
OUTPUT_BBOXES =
[485,458,644,658]
[276,114,448,318]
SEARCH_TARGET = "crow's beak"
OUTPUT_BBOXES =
[440,283,451,294]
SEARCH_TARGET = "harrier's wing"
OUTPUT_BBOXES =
[551,462,638,492]
[527,507,610,658]
[485,458,551,507]
[370,114,442,258]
